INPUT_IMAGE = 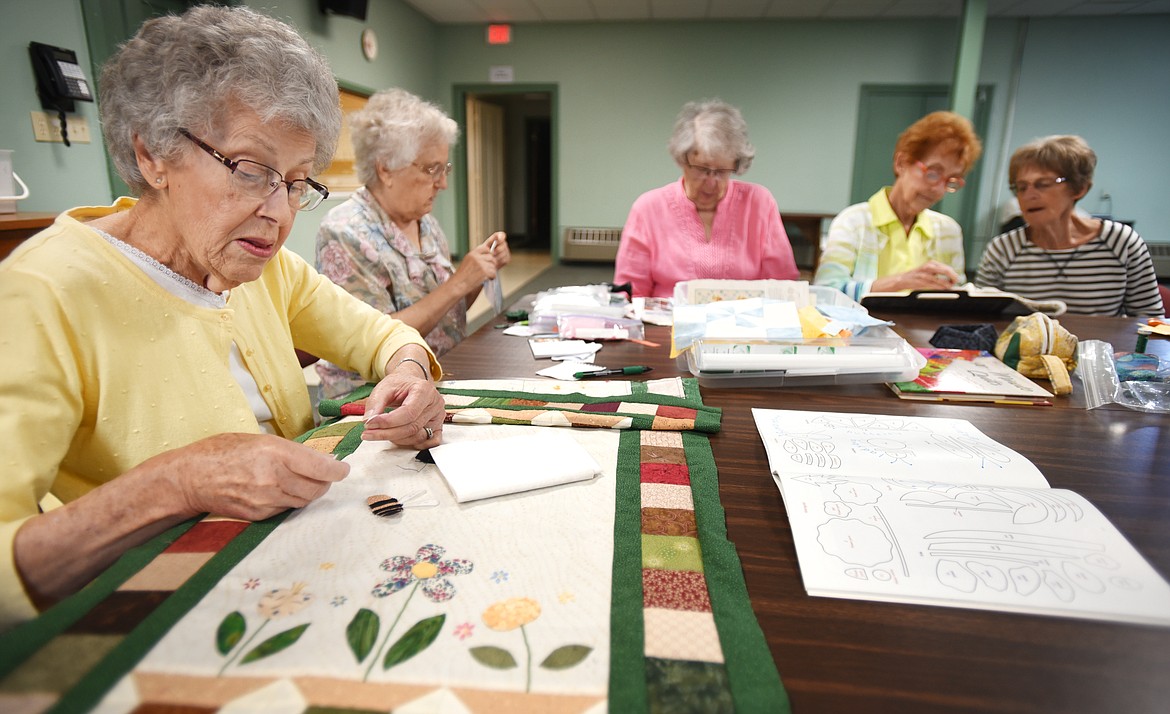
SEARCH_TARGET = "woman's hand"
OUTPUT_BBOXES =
[871,260,959,292]
[361,353,445,448]
[453,232,510,291]
[15,433,351,606]
[160,433,351,522]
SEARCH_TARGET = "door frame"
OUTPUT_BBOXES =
[452,84,559,260]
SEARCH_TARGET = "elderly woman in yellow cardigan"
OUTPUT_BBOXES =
[0,6,447,631]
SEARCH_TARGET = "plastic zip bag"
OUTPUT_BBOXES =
[1077,340,1170,412]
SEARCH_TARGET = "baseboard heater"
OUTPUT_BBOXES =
[561,226,622,262]
[1148,242,1170,281]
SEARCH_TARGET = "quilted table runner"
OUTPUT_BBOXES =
[0,378,787,713]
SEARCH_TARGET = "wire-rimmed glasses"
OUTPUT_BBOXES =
[914,161,965,193]
[685,161,735,181]
[1009,177,1068,195]
[413,161,454,182]
[179,129,329,211]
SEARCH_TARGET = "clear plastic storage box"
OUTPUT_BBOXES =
[675,285,926,388]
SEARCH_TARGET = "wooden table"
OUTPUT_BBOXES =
[440,308,1170,713]
[0,211,56,261]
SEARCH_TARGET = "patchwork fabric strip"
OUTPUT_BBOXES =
[0,385,784,714]
[319,377,722,435]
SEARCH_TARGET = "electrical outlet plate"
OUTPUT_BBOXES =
[30,110,92,144]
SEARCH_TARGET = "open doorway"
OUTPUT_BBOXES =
[456,86,557,330]
[454,86,555,262]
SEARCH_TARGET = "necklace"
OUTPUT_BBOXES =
[1036,245,1079,280]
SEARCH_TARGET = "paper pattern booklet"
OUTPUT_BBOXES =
[889,348,1054,405]
[752,408,1170,626]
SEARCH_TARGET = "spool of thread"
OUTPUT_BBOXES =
[1136,331,1149,353]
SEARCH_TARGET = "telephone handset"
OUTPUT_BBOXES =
[28,41,93,147]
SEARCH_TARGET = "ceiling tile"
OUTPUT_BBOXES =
[402,0,481,23]
[710,0,773,18]
[589,0,653,20]
[820,0,898,18]
[1004,0,1086,15]
[886,0,961,17]
[477,0,545,22]
[648,0,709,20]
[397,0,1170,22]
[1069,2,1146,14]
[763,0,836,18]
[530,0,600,21]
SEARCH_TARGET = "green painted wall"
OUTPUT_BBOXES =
[1005,16,1170,245]
[0,0,108,212]
[434,19,967,237]
[1,2,1166,269]
[430,15,1170,256]
[0,0,437,261]
[244,0,439,260]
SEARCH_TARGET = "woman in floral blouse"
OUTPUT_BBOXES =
[315,88,510,398]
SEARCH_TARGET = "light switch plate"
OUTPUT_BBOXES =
[30,110,92,144]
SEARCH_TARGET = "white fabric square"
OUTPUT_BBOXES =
[430,431,602,503]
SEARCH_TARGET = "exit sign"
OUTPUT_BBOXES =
[487,24,511,45]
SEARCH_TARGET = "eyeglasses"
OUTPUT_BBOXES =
[914,161,965,193]
[179,129,329,211]
[685,161,735,181]
[414,162,454,181]
[1009,177,1068,195]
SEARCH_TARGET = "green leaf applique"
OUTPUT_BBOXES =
[239,623,311,665]
[216,611,246,656]
[470,645,518,669]
[346,608,380,663]
[383,614,445,670]
[541,644,592,670]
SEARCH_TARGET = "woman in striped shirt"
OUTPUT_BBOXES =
[976,136,1163,317]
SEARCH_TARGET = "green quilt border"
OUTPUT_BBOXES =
[609,429,649,712]
[685,432,790,713]
[46,513,289,714]
[0,520,196,679]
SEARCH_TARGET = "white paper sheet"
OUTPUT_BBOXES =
[430,430,603,502]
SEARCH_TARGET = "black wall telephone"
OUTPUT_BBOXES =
[29,41,94,147]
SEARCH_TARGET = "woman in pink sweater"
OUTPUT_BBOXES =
[613,99,798,298]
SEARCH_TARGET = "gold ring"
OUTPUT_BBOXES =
[423,426,434,440]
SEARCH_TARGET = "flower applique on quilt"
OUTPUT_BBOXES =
[214,582,314,675]
[471,596,593,692]
[352,544,473,682]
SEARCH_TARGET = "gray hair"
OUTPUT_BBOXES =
[350,88,460,186]
[99,5,342,194]
[667,99,755,174]
[1009,135,1097,196]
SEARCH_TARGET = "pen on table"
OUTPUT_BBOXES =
[574,366,653,379]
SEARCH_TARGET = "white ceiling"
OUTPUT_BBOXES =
[399,0,1170,23]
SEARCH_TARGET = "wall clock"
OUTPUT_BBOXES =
[361,28,378,61]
